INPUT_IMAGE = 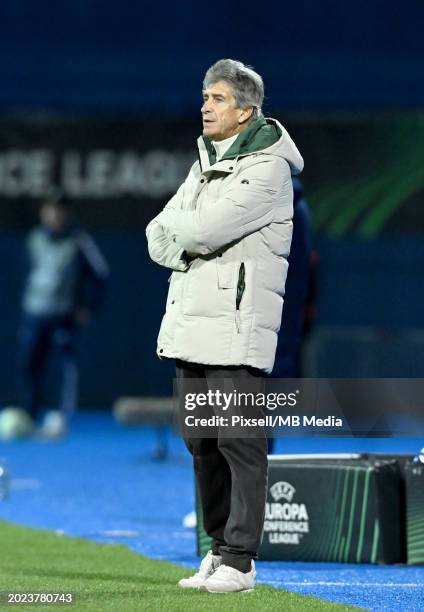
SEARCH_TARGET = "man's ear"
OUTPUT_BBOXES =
[238,107,253,124]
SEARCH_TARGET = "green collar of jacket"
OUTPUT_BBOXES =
[202,117,281,165]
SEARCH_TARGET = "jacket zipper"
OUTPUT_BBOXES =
[235,262,245,333]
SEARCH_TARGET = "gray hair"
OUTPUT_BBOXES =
[203,59,264,121]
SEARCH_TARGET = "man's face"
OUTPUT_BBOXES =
[201,80,250,141]
[40,204,69,233]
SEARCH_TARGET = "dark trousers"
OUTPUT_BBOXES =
[176,359,268,573]
[18,314,78,420]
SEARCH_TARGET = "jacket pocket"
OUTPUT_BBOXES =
[236,262,246,310]
[235,262,245,333]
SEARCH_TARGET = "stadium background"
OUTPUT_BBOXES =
[0,0,423,403]
[0,2,424,610]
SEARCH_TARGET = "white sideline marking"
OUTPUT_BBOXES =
[265,581,423,588]
[99,530,141,538]
[11,478,42,490]
[269,454,362,460]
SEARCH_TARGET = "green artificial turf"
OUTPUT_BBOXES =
[0,521,361,611]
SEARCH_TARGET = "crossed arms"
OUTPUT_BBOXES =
[146,156,291,271]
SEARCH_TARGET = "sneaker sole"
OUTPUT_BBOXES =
[178,581,205,589]
[199,585,254,593]
[178,585,203,589]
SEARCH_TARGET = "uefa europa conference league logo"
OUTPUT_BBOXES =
[264,481,310,545]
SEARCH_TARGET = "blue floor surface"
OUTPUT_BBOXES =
[0,411,423,611]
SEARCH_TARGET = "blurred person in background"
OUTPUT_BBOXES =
[268,178,317,452]
[18,193,109,438]
[146,59,303,593]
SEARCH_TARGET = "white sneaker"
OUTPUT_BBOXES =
[201,560,256,593]
[178,550,222,589]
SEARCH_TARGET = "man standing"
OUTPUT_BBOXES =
[146,59,303,592]
[19,194,109,438]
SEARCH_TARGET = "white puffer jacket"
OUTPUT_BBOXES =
[146,118,304,373]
